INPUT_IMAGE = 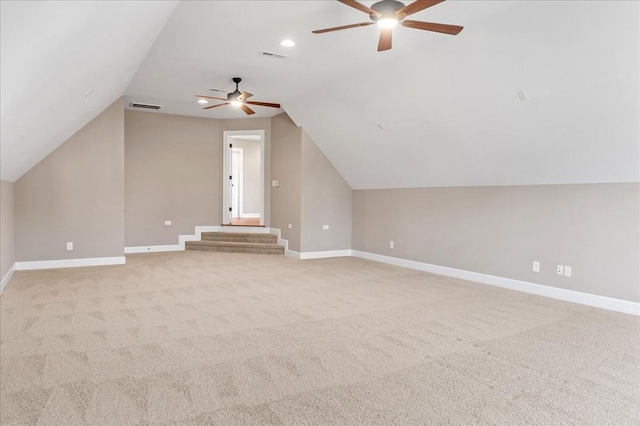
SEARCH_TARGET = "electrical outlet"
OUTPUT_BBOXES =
[564,266,572,277]
[323,225,329,230]
[533,261,540,272]
[390,241,394,249]
[66,242,73,251]
[164,220,172,226]
[287,224,292,229]
[556,265,564,275]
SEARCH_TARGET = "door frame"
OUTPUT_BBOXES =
[222,130,265,225]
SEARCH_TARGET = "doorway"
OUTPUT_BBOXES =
[223,130,265,226]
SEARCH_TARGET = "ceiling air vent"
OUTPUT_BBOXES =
[261,51,287,59]
[129,102,162,110]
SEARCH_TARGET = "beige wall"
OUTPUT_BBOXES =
[271,113,302,251]
[125,113,274,246]
[352,183,640,303]
[301,130,352,252]
[1,180,15,281]
[351,190,365,252]
[125,111,221,246]
[15,99,125,261]
[232,138,261,216]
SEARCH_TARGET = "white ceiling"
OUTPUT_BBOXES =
[2,1,639,188]
[0,0,178,181]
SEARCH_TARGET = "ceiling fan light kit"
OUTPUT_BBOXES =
[313,0,463,51]
[195,77,281,116]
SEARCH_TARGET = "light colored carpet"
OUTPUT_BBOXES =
[1,252,638,425]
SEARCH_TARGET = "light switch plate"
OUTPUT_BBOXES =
[533,261,540,272]
[165,220,172,226]
[390,241,394,249]
[272,180,280,187]
[322,225,329,230]
[67,242,73,251]
[287,224,292,229]
[564,266,572,277]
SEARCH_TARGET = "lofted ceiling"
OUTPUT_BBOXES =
[2,1,639,188]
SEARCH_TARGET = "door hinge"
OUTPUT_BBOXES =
[229,207,232,212]
[229,175,232,180]
[229,143,233,148]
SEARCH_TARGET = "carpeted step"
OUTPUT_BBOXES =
[186,240,284,255]
[202,232,277,244]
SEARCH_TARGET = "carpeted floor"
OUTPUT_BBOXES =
[1,252,638,425]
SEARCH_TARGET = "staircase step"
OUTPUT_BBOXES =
[202,232,277,244]
[186,240,284,255]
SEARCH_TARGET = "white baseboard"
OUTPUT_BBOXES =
[299,250,353,260]
[277,245,352,260]
[125,245,182,254]
[126,225,278,257]
[14,256,126,271]
[240,213,261,219]
[286,250,301,259]
[1,263,16,294]
[351,250,639,317]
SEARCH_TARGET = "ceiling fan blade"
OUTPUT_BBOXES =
[237,92,253,102]
[196,95,228,101]
[312,22,373,34]
[240,104,256,115]
[396,0,445,18]
[246,101,281,108]
[338,0,381,17]
[377,28,392,51]
[401,20,463,35]
[203,103,228,110]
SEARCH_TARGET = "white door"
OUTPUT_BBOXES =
[231,149,240,219]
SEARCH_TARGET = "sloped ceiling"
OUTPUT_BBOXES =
[285,1,640,188]
[3,1,638,188]
[0,0,178,182]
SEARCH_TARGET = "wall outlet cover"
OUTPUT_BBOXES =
[164,220,172,226]
[533,261,540,272]
[272,180,280,187]
[66,242,73,251]
[323,225,329,230]
[390,241,395,249]
[287,224,292,229]
[556,265,564,275]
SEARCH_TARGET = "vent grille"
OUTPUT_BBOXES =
[262,51,287,59]
[129,102,162,110]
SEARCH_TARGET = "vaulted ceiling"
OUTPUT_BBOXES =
[2,1,638,188]
[1,1,178,181]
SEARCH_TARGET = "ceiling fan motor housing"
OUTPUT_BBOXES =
[370,0,405,22]
[228,77,243,101]
[227,91,241,101]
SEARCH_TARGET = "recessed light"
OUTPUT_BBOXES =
[280,39,295,47]
[198,99,208,104]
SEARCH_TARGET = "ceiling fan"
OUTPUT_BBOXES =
[313,0,463,52]
[195,77,281,115]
